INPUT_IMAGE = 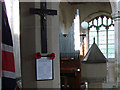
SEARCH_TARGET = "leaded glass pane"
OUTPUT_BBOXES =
[108,18,111,26]
[89,26,97,45]
[108,54,115,58]
[108,25,114,58]
[98,26,107,57]
[89,21,92,27]
[88,16,115,59]
[99,45,106,50]
[109,25,114,30]
[108,29,114,44]
[98,17,102,26]
[99,26,106,45]
[103,16,107,26]
[108,45,114,52]
[99,45,106,57]
[108,46,114,54]
[89,44,92,48]
[94,19,97,26]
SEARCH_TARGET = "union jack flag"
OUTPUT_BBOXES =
[2,2,16,89]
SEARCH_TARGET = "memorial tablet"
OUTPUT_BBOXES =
[36,57,53,81]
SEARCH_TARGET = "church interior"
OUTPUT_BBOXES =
[0,0,120,89]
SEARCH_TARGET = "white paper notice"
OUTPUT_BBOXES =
[36,57,53,80]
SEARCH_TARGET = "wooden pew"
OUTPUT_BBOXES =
[60,59,85,88]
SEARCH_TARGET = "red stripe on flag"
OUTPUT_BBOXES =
[2,51,15,72]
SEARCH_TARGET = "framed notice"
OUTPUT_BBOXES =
[36,57,53,81]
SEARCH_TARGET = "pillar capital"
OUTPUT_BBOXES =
[111,11,120,21]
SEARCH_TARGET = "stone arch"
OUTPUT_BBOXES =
[83,11,112,22]
[59,2,76,34]
[109,1,118,12]
[109,1,118,17]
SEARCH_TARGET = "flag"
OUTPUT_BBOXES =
[2,3,16,89]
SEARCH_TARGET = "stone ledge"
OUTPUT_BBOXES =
[112,11,120,19]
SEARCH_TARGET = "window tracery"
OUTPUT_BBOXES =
[88,15,115,58]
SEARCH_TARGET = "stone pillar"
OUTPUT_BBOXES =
[36,2,60,88]
[20,2,60,88]
[20,2,37,88]
[112,3,120,87]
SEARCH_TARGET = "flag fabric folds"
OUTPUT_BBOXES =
[2,3,16,89]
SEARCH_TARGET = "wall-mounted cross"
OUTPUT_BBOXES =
[30,2,57,53]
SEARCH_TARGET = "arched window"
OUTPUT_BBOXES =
[88,15,115,58]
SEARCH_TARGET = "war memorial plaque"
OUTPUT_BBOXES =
[36,57,53,81]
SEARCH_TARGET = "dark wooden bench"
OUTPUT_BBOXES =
[60,59,86,88]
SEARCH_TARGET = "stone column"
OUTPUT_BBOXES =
[112,3,120,87]
[20,2,60,88]
[36,2,60,88]
[20,2,37,88]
